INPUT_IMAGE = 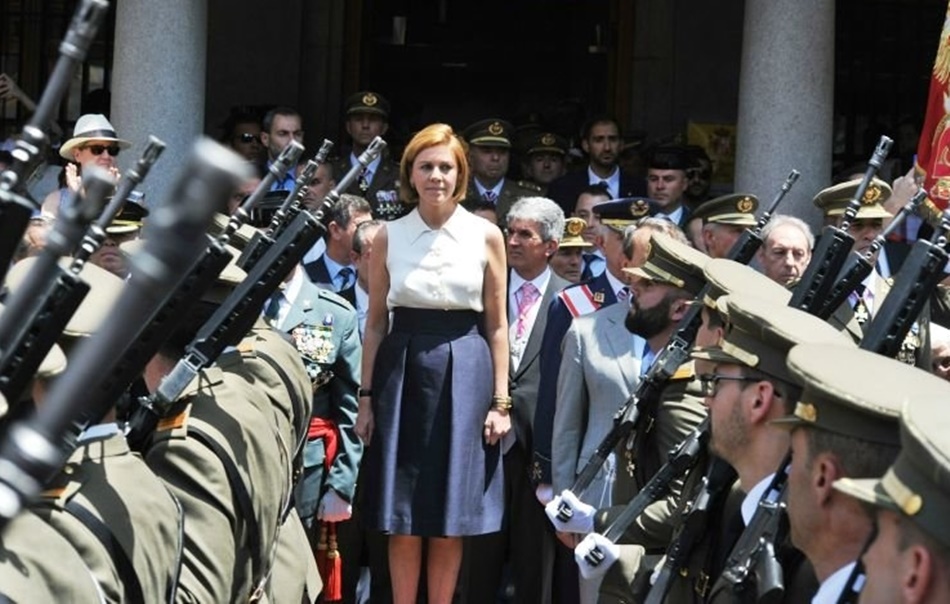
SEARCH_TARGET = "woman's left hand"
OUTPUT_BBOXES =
[483,408,511,445]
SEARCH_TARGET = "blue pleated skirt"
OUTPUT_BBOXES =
[362,307,504,537]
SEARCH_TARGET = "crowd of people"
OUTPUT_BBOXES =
[3,84,950,604]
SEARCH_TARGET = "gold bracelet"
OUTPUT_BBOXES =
[491,395,512,411]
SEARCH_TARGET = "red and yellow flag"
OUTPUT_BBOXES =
[917,3,950,223]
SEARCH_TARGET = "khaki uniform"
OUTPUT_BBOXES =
[34,429,183,603]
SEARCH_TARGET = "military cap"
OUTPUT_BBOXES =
[105,192,148,235]
[648,145,691,171]
[560,217,593,249]
[344,91,390,119]
[692,293,854,383]
[834,385,950,548]
[464,118,514,148]
[593,197,659,231]
[771,344,931,445]
[691,194,759,227]
[701,258,792,310]
[624,232,709,296]
[525,131,568,156]
[813,177,893,220]
[5,258,123,341]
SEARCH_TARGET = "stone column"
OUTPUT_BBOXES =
[111,0,208,205]
[734,0,835,228]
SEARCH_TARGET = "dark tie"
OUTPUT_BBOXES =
[263,292,282,324]
[357,168,370,192]
[337,267,355,292]
[482,190,498,204]
[581,253,600,281]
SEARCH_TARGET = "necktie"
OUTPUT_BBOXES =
[617,286,630,303]
[337,266,355,292]
[598,180,611,196]
[482,190,498,204]
[263,292,283,325]
[515,282,541,340]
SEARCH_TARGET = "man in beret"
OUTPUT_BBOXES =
[333,91,403,220]
[689,194,758,259]
[833,388,950,603]
[522,131,569,192]
[462,117,541,223]
[547,116,646,217]
[776,345,949,603]
[646,145,693,228]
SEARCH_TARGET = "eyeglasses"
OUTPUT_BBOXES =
[237,132,259,144]
[698,373,759,397]
[83,144,121,157]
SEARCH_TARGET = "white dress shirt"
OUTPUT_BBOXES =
[811,561,857,604]
[588,166,620,198]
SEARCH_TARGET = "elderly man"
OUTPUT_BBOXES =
[689,194,759,259]
[756,214,814,286]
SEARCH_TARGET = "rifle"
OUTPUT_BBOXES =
[125,138,387,447]
[238,137,384,272]
[0,168,113,381]
[788,136,893,314]
[554,170,798,522]
[815,188,926,320]
[712,453,792,604]
[71,136,166,270]
[644,456,738,604]
[581,417,709,569]
[859,208,950,360]
[0,0,110,282]
[0,138,242,533]
[237,139,334,271]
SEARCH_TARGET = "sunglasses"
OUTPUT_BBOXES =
[83,144,121,157]
[237,132,259,144]
[698,373,759,397]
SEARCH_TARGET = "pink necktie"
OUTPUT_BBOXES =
[515,282,541,340]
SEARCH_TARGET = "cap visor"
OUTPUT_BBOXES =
[690,345,742,365]
[833,477,901,512]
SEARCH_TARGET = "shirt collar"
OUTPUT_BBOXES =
[405,205,468,245]
[510,267,551,298]
[475,178,504,198]
[350,151,382,178]
[741,473,775,526]
[660,205,684,224]
[604,268,628,300]
[588,166,620,190]
[321,252,353,282]
[811,562,857,604]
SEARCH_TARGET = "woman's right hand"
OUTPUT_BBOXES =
[355,404,374,445]
[65,163,81,192]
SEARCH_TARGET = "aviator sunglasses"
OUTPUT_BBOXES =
[82,144,121,157]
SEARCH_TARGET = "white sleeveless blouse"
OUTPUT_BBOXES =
[386,206,487,311]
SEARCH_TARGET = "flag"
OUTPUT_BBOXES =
[916,2,950,224]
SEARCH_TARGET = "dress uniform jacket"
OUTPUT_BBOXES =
[274,282,362,519]
[533,272,618,484]
[35,429,183,604]
[144,361,287,603]
[593,366,708,601]
[0,510,105,602]
[462,177,542,225]
[333,149,404,220]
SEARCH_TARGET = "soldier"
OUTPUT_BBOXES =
[461,117,542,222]
[691,294,857,603]
[302,193,373,292]
[689,193,759,259]
[774,345,950,603]
[813,178,930,367]
[89,191,148,279]
[522,130,569,192]
[550,217,594,284]
[645,146,693,228]
[13,260,185,603]
[333,91,404,220]
[833,380,950,603]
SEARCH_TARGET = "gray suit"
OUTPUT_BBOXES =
[553,301,644,506]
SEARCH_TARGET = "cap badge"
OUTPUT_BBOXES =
[862,183,882,205]
[566,218,585,237]
[541,133,556,146]
[629,200,649,217]
[362,93,378,107]
[737,196,755,213]
[794,402,818,423]
[488,121,504,136]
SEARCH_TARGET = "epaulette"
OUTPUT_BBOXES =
[155,401,193,439]
[318,288,356,312]
[516,180,543,193]
[670,361,696,381]
[40,463,83,505]
[558,283,603,318]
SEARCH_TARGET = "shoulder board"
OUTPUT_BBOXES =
[318,289,353,309]
[671,361,696,381]
[558,284,602,318]
[40,465,82,504]
[516,180,543,192]
[156,401,192,437]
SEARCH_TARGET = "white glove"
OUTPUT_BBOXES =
[535,483,554,505]
[544,489,595,534]
[317,489,352,522]
[574,532,619,580]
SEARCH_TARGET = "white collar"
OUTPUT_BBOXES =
[741,473,774,526]
[510,267,552,299]
[588,166,620,187]
[475,178,505,198]
[350,151,381,176]
[605,268,628,300]
[811,561,858,604]
[660,205,684,224]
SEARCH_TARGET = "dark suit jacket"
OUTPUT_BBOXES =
[547,168,647,217]
[531,271,618,483]
[508,271,570,453]
[303,254,332,288]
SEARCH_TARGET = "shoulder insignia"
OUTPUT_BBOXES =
[516,180,543,192]
[558,284,602,318]
[671,361,696,381]
[157,403,192,434]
